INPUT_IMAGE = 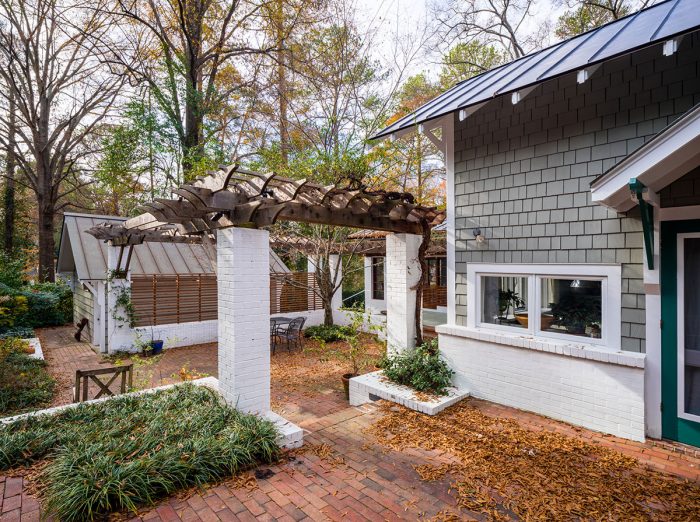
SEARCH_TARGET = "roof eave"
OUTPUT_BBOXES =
[591,103,700,212]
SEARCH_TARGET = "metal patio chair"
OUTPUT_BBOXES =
[275,317,306,352]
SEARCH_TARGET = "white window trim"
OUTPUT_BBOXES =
[466,263,622,351]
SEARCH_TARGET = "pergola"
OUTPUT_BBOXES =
[89,164,443,447]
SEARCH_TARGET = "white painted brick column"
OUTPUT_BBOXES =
[106,244,134,354]
[217,227,270,414]
[386,233,422,353]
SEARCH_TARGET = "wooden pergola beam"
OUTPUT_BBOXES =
[88,164,444,245]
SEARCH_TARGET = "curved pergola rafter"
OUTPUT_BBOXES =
[87,164,445,246]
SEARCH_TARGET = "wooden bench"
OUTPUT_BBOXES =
[73,364,134,403]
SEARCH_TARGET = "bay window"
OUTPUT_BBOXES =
[467,264,621,349]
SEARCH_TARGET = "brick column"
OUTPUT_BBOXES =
[106,244,133,354]
[217,227,270,414]
[386,233,422,353]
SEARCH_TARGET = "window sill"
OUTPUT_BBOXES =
[434,324,645,369]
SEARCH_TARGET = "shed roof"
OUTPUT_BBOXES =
[372,0,700,140]
[58,212,289,280]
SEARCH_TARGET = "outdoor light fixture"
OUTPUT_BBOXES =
[472,228,486,244]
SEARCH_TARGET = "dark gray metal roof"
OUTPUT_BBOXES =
[372,0,700,140]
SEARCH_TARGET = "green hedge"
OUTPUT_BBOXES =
[0,282,72,332]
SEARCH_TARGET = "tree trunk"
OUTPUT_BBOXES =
[276,0,289,166]
[414,220,431,347]
[3,92,16,254]
[323,301,333,326]
[37,198,55,282]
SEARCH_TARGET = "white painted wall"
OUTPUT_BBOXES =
[437,325,646,441]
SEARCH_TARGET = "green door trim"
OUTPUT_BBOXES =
[660,219,700,446]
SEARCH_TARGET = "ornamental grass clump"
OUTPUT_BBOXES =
[381,339,454,395]
[0,384,279,521]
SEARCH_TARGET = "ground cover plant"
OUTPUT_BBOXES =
[0,384,279,521]
[304,324,353,342]
[369,401,700,521]
[0,337,54,415]
[381,339,454,395]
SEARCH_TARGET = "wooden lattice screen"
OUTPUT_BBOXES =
[423,286,447,310]
[270,272,322,314]
[131,274,218,327]
[131,272,321,326]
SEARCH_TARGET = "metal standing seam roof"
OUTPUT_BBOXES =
[371,0,700,140]
[57,213,290,280]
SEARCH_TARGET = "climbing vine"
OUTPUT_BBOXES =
[107,270,137,328]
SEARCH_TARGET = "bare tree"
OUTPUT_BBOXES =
[433,0,550,60]
[2,92,15,254]
[273,223,370,326]
[103,0,290,176]
[0,0,123,281]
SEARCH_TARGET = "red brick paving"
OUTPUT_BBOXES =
[2,327,700,521]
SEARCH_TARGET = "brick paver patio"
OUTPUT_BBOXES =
[2,326,700,521]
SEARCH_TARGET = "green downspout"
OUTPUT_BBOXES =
[629,178,654,270]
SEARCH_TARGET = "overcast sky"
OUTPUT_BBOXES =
[354,0,568,78]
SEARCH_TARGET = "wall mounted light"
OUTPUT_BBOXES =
[472,228,486,244]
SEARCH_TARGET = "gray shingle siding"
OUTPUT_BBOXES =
[453,33,700,353]
[660,166,700,207]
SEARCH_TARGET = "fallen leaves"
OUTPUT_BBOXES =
[292,443,346,467]
[271,335,383,398]
[368,400,700,521]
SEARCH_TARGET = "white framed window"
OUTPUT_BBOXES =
[466,264,622,350]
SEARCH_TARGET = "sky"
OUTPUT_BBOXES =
[354,0,568,78]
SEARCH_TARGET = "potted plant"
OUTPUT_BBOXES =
[498,289,524,324]
[339,306,371,400]
[550,295,601,336]
[135,328,164,356]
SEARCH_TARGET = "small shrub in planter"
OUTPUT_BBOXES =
[304,324,353,343]
[380,339,454,396]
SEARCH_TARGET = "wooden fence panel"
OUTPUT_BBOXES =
[270,272,323,314]
[423,285,447,310]
[132,272,320,327]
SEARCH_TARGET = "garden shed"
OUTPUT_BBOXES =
[57,212,293,353]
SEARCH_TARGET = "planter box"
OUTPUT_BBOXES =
[27,338,43,360]
[349,371,469,415]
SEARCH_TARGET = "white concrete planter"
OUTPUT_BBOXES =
[349,370,469,415]
[27,337,43,360]
[1,377,303,449]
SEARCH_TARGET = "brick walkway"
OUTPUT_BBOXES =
[2,327,700,521]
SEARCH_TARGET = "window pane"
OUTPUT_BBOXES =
[371,257,384,300]
[541,278,602,338]
[480,276,528,328]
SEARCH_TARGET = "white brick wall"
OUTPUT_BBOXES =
[217,227,270,414]
[438,326,646,441]
[386,233,422,353]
